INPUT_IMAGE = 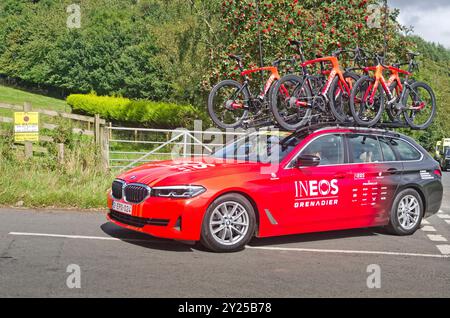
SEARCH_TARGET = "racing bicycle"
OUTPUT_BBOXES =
[270,40,360,131]
[208,54,293,129]
[349,51,436,128]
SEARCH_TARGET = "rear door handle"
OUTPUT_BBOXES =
[386,168,398,175]
[334,173,346,179]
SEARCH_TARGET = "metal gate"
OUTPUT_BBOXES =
[107,126,246,171]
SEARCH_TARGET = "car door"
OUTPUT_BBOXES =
[346,133,401,225]
[271,133,354,234]
[377,136,404,222]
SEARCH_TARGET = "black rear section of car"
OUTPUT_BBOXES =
[346,129,443,217]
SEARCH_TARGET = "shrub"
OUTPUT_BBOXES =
[66,94,210,129]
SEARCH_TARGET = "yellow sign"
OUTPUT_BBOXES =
[14,112,39,142]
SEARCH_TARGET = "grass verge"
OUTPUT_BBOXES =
[0,130,113,209]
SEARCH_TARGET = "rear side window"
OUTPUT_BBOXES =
[389,139,422,161]
[300,134,344,166]
[379,137,397,162]
[348,134,383,163]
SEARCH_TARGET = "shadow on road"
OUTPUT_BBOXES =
[101,221,386,252]
[248,227,385,247]
[100,222,195,252]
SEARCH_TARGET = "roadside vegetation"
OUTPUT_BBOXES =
[0,0,449,209]
[67,94,210,129]
[0,125,113,209]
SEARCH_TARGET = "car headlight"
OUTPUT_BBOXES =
[152,185,206,198]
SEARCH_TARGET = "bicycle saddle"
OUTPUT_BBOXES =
[289,39,303,46]
[228,54,243,61]
[407,51,420,57]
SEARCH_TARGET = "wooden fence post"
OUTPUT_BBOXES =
[100,122,110,170]
[94,114,100,145]
[23,102,33,159]
[57,143,64,164]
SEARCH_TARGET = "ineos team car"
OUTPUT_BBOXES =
[107,126,443,252]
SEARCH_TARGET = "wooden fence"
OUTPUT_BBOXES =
[0,102,109,167]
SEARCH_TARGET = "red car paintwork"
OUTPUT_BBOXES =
[107,128,397,242]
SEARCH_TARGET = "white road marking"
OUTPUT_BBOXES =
[9,232,450,259]
[445,220,450,225]
[8,232,156,243]
[246,246,449,259]
[421,219,430,225]
[427,234,448,242]
[436,245,450,255]
[437,214,450,219]
[438,210,444,214]
[421,226,437,232]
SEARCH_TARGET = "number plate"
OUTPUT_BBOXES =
[112,201,132,215]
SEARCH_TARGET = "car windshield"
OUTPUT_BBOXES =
[212,131,303,163]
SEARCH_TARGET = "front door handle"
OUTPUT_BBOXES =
[334,173,346,179]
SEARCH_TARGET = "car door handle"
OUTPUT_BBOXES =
[386,168,398,175]
[334,173,346,179]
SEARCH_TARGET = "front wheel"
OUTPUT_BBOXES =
[270,74,313,131]
[385,188,423,235]
[201,193,256,252]
[208,80,249,129]
[402,81,436,129]
[349,76,385,127]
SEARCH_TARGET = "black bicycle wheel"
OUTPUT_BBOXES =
[208,80,249,129]
[349,76,385,127]
[402,81,436,129]
[329,72,360,123]
[270,74,313,131]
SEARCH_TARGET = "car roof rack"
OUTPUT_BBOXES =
[287,121,402,138]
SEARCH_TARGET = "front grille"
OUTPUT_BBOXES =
[111,180,124,199]
[109,211,169,228]
[124,184,150,203]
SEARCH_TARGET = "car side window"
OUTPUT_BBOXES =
[300,134,344,166]
[379,137,397,162]
[389,138,422,161]
[348,134,383,163]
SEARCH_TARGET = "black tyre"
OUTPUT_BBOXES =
[200,193,256,252]
[270,74,313,131]
[402,81,436,129]
[208,80,249,129]
[349,76,385,127]
[328,72,360,123]
[384,82,405,123]
[385,188,423,236]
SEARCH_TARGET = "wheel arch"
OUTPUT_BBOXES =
[393,184,427,216]
[207,190,261,236]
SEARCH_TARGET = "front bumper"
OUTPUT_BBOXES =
[106,193,209,241]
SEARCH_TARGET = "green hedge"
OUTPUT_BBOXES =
[66,94,209,129]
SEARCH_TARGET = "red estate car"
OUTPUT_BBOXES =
[107,126,443,252]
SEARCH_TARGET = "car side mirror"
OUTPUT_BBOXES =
[295,155,320,167]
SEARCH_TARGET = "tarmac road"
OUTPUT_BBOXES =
[0,174,449,298]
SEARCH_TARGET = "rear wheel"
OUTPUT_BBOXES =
[349,76,385,127]
[402,81,436,129]
[385,188,423,235]
[270,74,313,131]
[201,193,256,252]
[208,80,249,129]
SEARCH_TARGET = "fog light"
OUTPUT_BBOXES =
[174,217,182,231]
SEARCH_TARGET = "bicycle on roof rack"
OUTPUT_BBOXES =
[207,54,295,129]
[349,50,437,129]
[270,40,362,131]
